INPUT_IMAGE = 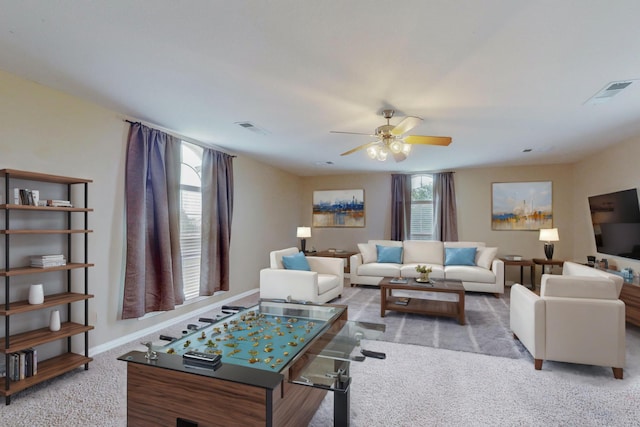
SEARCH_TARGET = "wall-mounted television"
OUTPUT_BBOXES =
[588,188,640,260]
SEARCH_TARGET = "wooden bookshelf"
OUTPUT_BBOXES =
[0,169,93,404]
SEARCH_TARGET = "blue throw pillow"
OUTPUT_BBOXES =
[376,245,403,263]
[445,247,477,266]
[282,252,311,271]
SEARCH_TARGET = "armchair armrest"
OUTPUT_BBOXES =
[306,256,344,278]
[350,253,363,274]
[509,284,546,358]
[541,275,618,299]
[491,258,505,287]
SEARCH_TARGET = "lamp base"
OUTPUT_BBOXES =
[300,238,307,253]
[544,243,554,260]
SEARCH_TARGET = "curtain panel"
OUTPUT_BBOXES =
[391,174,412,241]
[122,123,184,319]
[433,171,458,242]
[199,149,234,295]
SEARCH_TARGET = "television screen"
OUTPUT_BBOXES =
[588,188,640,260]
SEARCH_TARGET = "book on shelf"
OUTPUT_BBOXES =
[3,349,37,381]
[46,199,73,207]
[395,297,410,306]
[389,277,409,284]
[504,255,523,261]
[30,254,67,268]
[13,188,40,206]
[32,254,65,259]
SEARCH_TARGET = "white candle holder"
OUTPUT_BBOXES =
[28,284,44,305]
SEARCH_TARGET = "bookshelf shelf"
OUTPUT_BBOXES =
[0,168,93,404]
[0,353,93,397]
[0,229,93,235]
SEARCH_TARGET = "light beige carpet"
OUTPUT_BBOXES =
[3,289,639,426]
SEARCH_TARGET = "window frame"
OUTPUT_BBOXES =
[179,142,204,301]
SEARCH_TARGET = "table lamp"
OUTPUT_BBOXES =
[296,227,311,253]
[539,228,559,260]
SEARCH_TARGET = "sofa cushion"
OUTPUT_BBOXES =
[282,252,311,271]
[400,264,445,279]
[369,239,402,247]
[542,276,619,300]
[403,240,444,264]
[444,241,486,248]
[270,247,301,269]
[445,247,477,266]
[358,262,402,277]
[562,261,624,296]
[358,243,377,264]
[475,247,497,269]
[445,265,496,283]
[377,245,403,263]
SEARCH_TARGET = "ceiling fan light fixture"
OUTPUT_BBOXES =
[377,147,389,161]
[389,140,404,154]
[401,144,412,155]
[367,145,379,159]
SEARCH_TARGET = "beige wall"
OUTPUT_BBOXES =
[455,165,575,261]
[300,165,575,260]
[0,69,300,351]
[300,173,391,252]
[573,135,640,273]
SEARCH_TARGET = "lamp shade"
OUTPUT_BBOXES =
[539,228,559,242]
[296,227,311,238]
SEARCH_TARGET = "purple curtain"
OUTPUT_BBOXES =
[199,149,234,295]
[391,174,411,241]
[122,123,184,319]
[433,172,458,241]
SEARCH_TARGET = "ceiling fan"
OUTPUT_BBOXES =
[331,109,452,162]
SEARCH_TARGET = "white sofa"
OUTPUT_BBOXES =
[349,240,505,296]
[259,247,344,304]
[510,261,625,379]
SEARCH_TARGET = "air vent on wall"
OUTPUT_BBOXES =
[235,121,269,135]
[584,80,636,105]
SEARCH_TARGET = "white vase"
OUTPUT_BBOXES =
[28,284,44,305]
[49,310,61,332]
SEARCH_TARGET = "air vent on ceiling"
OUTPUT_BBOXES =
[584,80,636,105]
[235,121,269,135]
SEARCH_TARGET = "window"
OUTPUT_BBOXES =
[410,174,433,240]
[180,142,203,300]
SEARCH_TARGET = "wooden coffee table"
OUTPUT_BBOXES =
[380,277,466,325]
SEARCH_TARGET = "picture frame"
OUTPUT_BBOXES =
[312,189,365,228]
[491,181,552,230]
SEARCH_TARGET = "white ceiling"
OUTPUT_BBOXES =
[2,1,640,176]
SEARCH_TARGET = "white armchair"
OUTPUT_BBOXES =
[510,261,625,379]
[259,247,344,304]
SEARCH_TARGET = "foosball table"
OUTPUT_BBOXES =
[118,300,385,426]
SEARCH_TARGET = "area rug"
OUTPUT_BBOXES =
[309,338,640,427]
[334,285,530,359]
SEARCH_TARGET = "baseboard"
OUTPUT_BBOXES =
[89,289,259,357]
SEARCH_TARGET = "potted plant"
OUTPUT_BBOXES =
[415,265,432,282]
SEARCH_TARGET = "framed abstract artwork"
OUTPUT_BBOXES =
[491,181,553,230]
[312,189,365,227]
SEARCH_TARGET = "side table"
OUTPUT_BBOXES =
[533,258,564,284]
[500,258,535,290]
[314,250,357,275]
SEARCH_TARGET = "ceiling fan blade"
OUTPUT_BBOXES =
[393,152,407,162]
[340,141,378,156]
[403,135,452,146]
[330,130,377,137]
[391,116,423,136]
